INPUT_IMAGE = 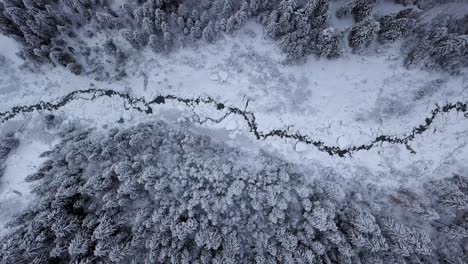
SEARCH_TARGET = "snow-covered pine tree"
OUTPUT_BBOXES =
[190,20,203,40]
[317,27,342,58]
[203,21,216,43]
[336,1,353,19]
[354,0,376,22]
[275,0,298,38]
[336,0,376,22]
[142,17,156,35]
[349,18,379,50]
[378,8,419,43]
[0,2,23,40]
[222,0,236,18]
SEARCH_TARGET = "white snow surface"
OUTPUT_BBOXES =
[0,118,56,235]
[0,22,467,228]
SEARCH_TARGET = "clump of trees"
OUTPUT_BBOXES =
[0,121,466,263]
[336,0,419,52]
[115,0,343,61]
[0,0,106,72]
[335,0,467,74]
[0,0,343,73]
[0,0,466,76]
[266,0,341,60]
[404,14,468,74]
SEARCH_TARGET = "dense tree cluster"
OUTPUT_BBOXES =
[0,0,466,75]
[0,0,109,73]
[404,14,468,74]
[0,121,466,263]
[114,0,343,61]
[377,8,419,44]
[336,0,421,53]
[336,0,467,73]
[0,0,342,71]
[0,136,19,177]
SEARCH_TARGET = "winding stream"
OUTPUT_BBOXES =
[0,88,466,157]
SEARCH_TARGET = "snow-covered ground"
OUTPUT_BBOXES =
[0,22,467,227]
[0,116,58,235]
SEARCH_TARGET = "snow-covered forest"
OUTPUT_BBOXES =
[0,0,467,76]
[1,121,467,263]
[0,0,467,263]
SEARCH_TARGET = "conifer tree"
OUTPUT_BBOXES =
[349,18,379,50]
